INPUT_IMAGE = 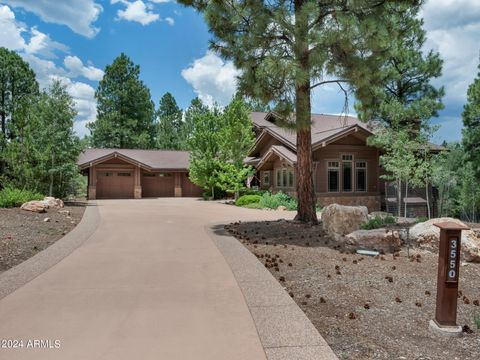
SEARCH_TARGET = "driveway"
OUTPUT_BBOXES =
[0,199,295,360]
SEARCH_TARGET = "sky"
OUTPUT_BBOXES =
[0,0,478,144]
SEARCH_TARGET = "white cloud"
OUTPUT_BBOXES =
[164,17,174,26]
[0,4,26,50]
[148,0,171,3]
[181,51,241,106]
[3,0,102,38]
[64,55,104,81]
[111,0,159,25]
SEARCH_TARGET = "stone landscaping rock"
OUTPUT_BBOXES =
[43,197,64,209]
[345,228,401,252]
[58,210,71,216]
[462,229,480,263]
[368,211,391,219]
[20,201,47,213]
[43,217,50,222]
[322,204,368,239]
[276,205,287,211]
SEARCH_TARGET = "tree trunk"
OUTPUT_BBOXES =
[397,179,402,217]
[293,0,317,224]
[425,181,431,219]
[404,179,408,218]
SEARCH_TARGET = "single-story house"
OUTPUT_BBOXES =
[246,111,441,212]
[78,149,203,199]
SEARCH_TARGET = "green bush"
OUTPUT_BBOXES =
[361,215,397,230]
[0,187,43,208]
[259,191,297,211]
[243,202,264,209]
[236,194,262,206]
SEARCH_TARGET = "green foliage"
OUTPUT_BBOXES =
[258,192,297,211]
[243,202,264,209]
[188,96,255,198]
[474,312,480,330]
[235,194,262,207]
[415,216,428,224]
[2,80,83,198]
[88,53,156,149]
[178,0,420,222]
[183,97,209,150]
[157,92,184,150]
[462,61,480,180]
[361,215,396,230]
[0,187,43,208]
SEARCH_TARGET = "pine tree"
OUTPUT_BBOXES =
[88,53,156,149]
[462,61,480,180]
[157,92,183,150]
[178,0,420,223]
[355,5,444,134]
[183,97,209,149]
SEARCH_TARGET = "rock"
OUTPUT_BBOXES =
[277,205,287,211]
[368,211,392,219]
[20,201,47,213]
[43,197,64,209]
[410,217,466,250]
[462,229,480,263]
[58,210,70,216]
[345,228,401,253]
[322,204,368,239]
[43,217,50,222]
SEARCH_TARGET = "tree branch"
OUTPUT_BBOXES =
[310,79,348,90]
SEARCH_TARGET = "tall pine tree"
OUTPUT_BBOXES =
[183,97,209,149]
[178,0,420,223]
[157,92,183,150]
[462,61,480,180]
[88,53,156,149]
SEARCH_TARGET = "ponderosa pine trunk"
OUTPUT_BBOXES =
[293,0,317,224]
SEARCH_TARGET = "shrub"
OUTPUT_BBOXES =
[243,202,264,209]
[361,215,396,230]
[236,194,262,206]
[416,216,429,223]
[259,191,297,211]
[0,187,43,208]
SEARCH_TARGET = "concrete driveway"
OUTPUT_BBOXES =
[0,198,297,360]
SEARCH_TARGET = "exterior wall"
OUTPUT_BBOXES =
[316,194,381,212]
[253,136,284,157]
[174,172,182,197]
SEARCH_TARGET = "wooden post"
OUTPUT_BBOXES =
[429,221,469,337]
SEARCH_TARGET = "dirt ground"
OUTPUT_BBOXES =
[0,203,86,274]
[225,219,480,360]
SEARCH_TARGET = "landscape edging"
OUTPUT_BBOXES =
[0,202,100,300]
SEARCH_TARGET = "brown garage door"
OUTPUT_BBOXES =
[96,171,134,199]
[181,173,204,197]
[142,172,175,197]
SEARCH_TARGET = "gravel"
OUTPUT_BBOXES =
[0,204,86,274]
[225,219,480,360]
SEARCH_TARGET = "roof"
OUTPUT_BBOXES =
[250,111,373,149]
[78,148,191,170]
[256,145,298,170]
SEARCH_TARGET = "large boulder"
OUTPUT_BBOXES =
[21,201,47,213]
[43,197,64,208]
[409,217,466,250]
[462,229,480,263]
[345,228,401,252]
[322,204,368,239]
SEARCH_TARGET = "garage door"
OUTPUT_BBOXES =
[96,171,134,199]
[142,172,175,197]
[181,173,203,197]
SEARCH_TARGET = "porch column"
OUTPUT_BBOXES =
[88,166,96,200]
[134,165,142,199]
[174,172,182,197]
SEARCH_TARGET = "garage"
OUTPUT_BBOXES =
[96,171,134,199]
[78,149,202,200]
[142,172,175,197]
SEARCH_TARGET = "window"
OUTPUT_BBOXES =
[262,171,270,186]
[342,154,353,192]
[159,173,172,177]
[327,161,339,192]
[117,172,131,177]
[356,162,367,192]
[275,168,294,188]
[98,172,113,177]
[143,173,155,177]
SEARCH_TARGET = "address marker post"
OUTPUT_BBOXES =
[429,221,469,337]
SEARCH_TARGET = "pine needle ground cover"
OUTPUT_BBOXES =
[225,220,480,359]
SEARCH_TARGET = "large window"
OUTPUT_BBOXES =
[356,161,367,192]
[262,171,270,186]
[275,168,294,188]
[327,161,339,192]
[342,155,353,192]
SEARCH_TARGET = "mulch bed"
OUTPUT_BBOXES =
[0,203,86,274]
[225,219,480,360]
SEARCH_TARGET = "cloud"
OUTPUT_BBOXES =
[64,55,104,81]
[181,52,241,106]
[3,0,102,38]
[164,17,174,26]
[0,4,26,50]
[111,0,159,25]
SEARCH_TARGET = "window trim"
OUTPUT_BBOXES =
[275,167,295,188]
[327,160,340,193]
[355,161,368,192]
[261,171,270,186]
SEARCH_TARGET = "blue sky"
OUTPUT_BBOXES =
[0,0,478,144]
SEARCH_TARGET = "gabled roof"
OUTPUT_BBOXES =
[78,148,191,170]
[256,145,297,170]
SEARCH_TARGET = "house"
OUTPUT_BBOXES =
[246,112,384,211]
[78,149,203,199]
